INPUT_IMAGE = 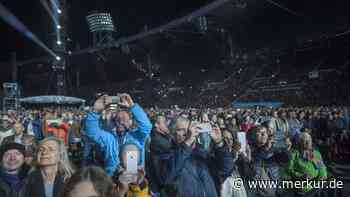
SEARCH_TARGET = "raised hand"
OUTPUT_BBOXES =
[210,125,223,144]
[118,93,135,108]
[185,122,199,146]
[244,144,252,161]
[232,141,241,154]
[119,171,138,184]
[93,95,107,112]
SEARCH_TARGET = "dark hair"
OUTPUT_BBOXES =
[89,92,107,106]
[60,166,115,197]
[247,125,268,145]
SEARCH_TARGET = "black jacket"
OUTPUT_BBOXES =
[160,143,234,197]
[24,169,64,197]
[0,178,25,197]
[0,165,30,197]
[148,130,175,192]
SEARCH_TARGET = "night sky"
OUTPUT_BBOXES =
[0,0,212,61]
[0,0,349,95]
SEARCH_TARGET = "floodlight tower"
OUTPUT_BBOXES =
[85,12,116,87]
[86,12,116,48]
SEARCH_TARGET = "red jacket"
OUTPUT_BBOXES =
[43,121,69,144]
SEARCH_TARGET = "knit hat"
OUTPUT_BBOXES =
[0,143,25,160]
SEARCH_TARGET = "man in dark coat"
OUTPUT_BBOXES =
[148,115,174,194]
[160,117,233,197]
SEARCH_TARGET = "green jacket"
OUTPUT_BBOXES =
[285,149,327,193]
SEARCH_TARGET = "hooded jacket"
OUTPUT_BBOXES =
[83,104,152,176]
[285,149,327,193]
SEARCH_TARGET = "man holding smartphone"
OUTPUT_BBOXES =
[159,116,234,197]
[83,93,152,176]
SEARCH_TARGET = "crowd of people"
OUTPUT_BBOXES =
[0,93,349,197]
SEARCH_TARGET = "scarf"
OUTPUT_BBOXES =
[0,171,24,192]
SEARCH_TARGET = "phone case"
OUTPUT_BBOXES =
[126,151,138,174]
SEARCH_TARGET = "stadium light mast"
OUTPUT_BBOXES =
[48,0,69,95]
[86,12,116,48]
[85,11,117,87]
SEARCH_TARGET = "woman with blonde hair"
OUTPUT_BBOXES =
[25,137,74,197]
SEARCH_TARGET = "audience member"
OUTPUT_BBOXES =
[159,117,233,197]
[25,137,74,197]
[83,94,152,176]
[0,143,30,197]
[61,166,119,197]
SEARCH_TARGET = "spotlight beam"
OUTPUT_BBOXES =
[0,2,58,58]
[40,0,59,26]
[49,0,60,13]
[263,0,300,17]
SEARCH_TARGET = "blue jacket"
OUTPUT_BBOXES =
[84,104,152,176]
[23,119,44,141]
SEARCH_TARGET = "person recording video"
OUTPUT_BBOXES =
[83,93,152,176]
[159,116,233,197]
[115,143,150,197]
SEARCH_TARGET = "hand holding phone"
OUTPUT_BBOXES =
[185,122,199,146]
[126,151,138,174]
[197,123,212,133]
[118,171,138,185]
[210,125,222,144]
[118,93,135,108]
[237,132,247,153]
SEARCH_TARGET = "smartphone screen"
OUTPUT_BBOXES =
[237,132,247,153]
[126,151,138,174]
[197,123,212,133]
